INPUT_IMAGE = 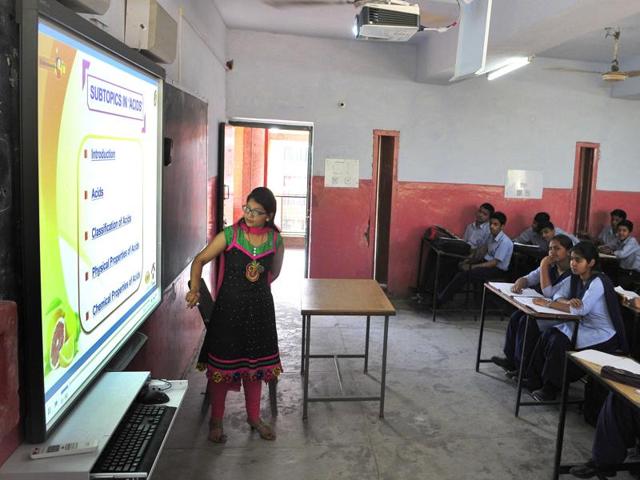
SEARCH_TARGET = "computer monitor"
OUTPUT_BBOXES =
[19,0,165,442]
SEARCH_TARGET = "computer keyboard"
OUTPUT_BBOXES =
[91,403,176,477]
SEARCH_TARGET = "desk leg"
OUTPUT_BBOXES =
[300,313,306,375]
[379,315,390,419]
[303,314,311,420]
[364,316,370,374]
[515,315,531,418]
[552,352,571,480]
[475,285,488,372]
[432,253,441,322]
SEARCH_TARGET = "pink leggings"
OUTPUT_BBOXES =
[209,378,262,423]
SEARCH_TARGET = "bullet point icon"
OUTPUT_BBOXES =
[84,190,88,200]
[85,312,89,321]
[84,231,88,240]
[85,272,88,281]
[84,149,87,158]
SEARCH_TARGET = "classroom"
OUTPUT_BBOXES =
[1,0,640,479]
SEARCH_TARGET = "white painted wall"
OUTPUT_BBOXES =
[227,29,640,192]
[81,0,228,174]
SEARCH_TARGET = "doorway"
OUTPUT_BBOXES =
[572,142,599,235]
[371,130,399,287]
[217,121,313,287]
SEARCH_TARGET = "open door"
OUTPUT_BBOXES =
[217,122,313,279]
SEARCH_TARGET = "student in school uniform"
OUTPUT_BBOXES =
[463,203,494,249]
[526,242,627,402]
[609,219,640,290]
[569,391,640,478]
[597,208,627,248]
[514,211,550,250]
[537,221,580,246]
[490,234,573,376]
[437,211,513,306]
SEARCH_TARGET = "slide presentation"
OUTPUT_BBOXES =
[37,20,162,428]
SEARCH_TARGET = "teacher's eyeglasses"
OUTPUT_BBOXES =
[242,205,267,217]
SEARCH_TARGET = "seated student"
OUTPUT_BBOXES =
[515,212,551,250]
[538,221,580,246]
[463,203,494,249]
[597,208,627,248]
[526,242,628,401]
[490,234,573,376]
[609,219,640,290]
[437,211,513,306]
[570,392,640,479]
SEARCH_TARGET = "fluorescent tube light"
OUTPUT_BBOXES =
[487,56,531,80]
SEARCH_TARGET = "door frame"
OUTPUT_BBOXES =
[568,141,600,234]
[217,119,314,277]
[370,129,399,281]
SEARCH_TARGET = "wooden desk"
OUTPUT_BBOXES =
[300,279,396,420]
[553,353,640,479]
[475,282,580,416]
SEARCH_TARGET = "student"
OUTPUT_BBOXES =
[515,211,550,250]
[570,392,640,478]
[526,242,627,401]
[537,221,579,246]
[597,208,627,248]
[437,211,513,306]
[463,203,494,249]
[491,234,573,375]
[610,219,640,290]
[187,187,284,443]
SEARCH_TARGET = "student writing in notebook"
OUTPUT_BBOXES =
[490,234,573,377]
[526,242,627,402]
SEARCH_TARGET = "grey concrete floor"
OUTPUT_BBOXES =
[152,248,636,480]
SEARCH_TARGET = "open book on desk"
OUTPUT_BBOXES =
[512,295,570,315]
[572,350,640,375]
[488,282,544,298]
[615,286,640,301]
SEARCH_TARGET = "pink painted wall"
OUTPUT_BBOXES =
[0,302,20,465]
[308,177,640,297]
[309,177,374,279]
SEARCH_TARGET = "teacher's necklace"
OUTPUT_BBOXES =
[245,230,266,282]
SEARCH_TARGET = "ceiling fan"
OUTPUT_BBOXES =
[548,27,640,82]
[262,0,466,32]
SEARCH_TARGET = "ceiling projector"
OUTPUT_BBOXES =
[354,2,420,42]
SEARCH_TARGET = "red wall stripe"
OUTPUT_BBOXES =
[309,177,640,296]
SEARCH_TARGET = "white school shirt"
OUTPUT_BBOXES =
[614,236,640,272]
[463,221,491,248]
[552,276,616,349]
[598,226,618,248]
[515,227,547,250]
[484,231,513,271]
